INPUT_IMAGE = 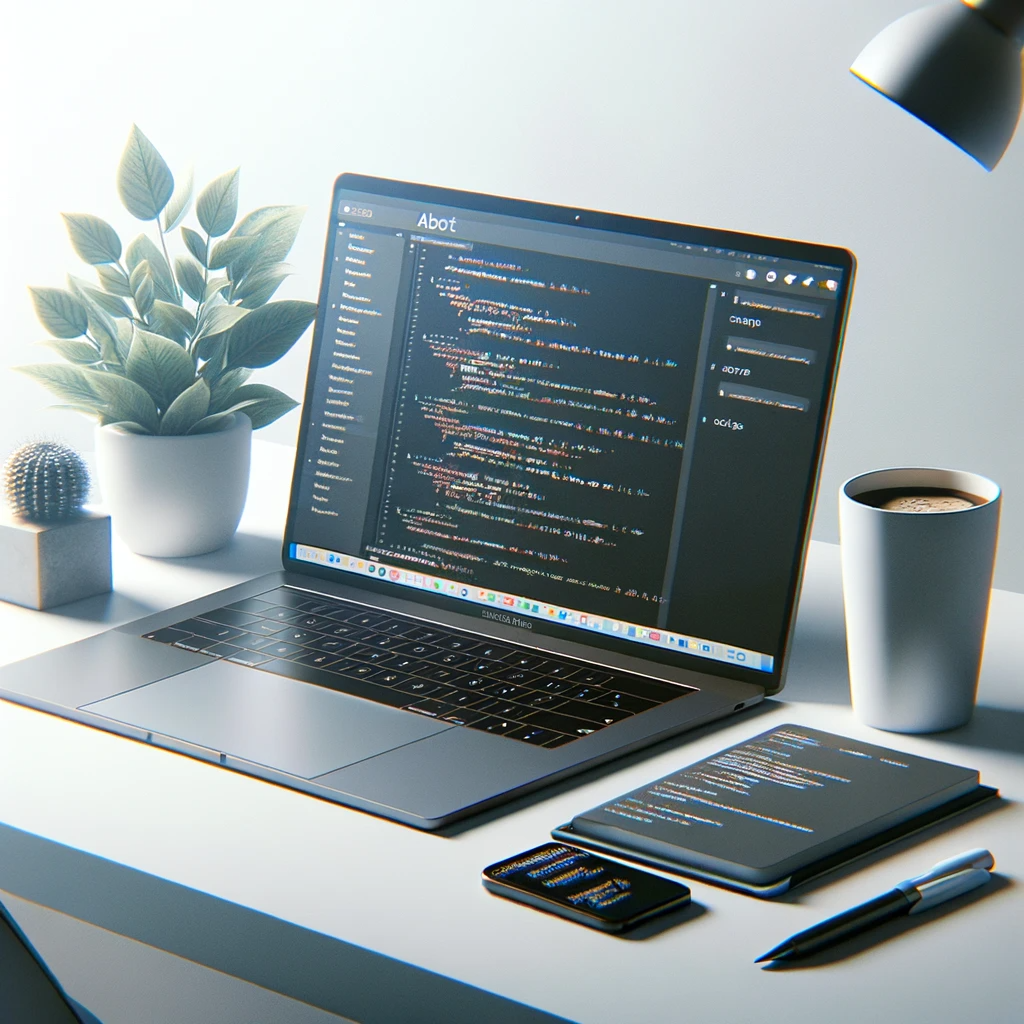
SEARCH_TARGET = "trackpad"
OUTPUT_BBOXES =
[82,659,450,779]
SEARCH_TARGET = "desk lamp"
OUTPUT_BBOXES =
[850,0,1024,169]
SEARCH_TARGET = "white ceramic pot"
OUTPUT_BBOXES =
[95,414,252,557]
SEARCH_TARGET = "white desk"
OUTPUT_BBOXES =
[2,441,1022,1024]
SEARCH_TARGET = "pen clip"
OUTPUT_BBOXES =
[897,848,994,893]
[907,867,993,914]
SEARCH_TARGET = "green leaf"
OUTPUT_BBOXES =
[195,303,248,340]
[196,168,239,237]
[205,276,230,301]
[174,255,205,303]
[159,377,210,435]
[62,213,122,264]
[208,235,255,271]
[117,124,174,220]
[114,319,134,363]
[15,362,101,407]
[181,226,208,266]
[208,367,252,412]
[28,286,89,338]
[187,404,258,435]
[126,234,177,303]
[163,165,194,233]
[38,338,102,365]
[227,299,316,368]
[79,281,132,319]
[148,300,196,344]
[125,328,196,410]
[51,403,114,425]
[88,370,160,433]
[129,261,155,317]
[233,263,292,308]
[223,382,298,428]
[229,206,304,283]
[96,263,132,297]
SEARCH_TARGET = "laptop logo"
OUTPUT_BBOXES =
[416,211,457,233]
[481,609,533,630]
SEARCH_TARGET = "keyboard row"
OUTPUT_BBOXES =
[142,586,689,748]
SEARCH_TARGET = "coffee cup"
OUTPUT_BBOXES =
[839,467,1000,733]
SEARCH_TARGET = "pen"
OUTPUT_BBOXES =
[755,848,995,964]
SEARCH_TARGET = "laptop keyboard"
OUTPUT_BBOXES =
[141,587,690,749]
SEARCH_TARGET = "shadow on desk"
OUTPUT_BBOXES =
[0,823,568,1024]
[938,706,1024,756]
[154,530,283,576]
[761,873,1013,970]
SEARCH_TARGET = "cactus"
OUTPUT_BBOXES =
[4,441,89,522]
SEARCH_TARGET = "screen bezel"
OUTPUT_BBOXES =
[281,173,856,695]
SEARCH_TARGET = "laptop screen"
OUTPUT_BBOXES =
[284,176,853,690]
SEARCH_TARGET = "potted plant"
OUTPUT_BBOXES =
[17,125,316,556]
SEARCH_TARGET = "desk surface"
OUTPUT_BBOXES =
[1,441,1022,1024]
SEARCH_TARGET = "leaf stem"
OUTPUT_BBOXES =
[155,218,182,303]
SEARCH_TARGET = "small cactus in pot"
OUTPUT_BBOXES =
[4,441,90,522]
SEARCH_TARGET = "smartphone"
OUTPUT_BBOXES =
[482,842,691,933]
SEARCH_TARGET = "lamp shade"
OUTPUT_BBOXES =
[851,1,1024,170]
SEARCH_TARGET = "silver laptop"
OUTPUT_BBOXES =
[0,175,855,829]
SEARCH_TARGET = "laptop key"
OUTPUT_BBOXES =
[349,648,396,665]
[523,709,603,737]
[293,650,342,669]
[171,636,206,653]
[429,650,473,668]
[440,709,488,726]
[261,606,308,623]
[254,658,408,708]
[394,641,442,658]
[293,614,334,631]
[247,618,290,636]
[422,666,466,683]
[507,725,559,745]
[451,674,489,690]
[201,642,242,659]
[275,627,318,645]
[564,685,606,702]
[481,682,530,701]
[556,698,632,725]
[433,636,481,653]
[404,626,445,643]
[504,653,548,670]
[347,611,390,628]
[199,608,263,628]
[474,644,514,661]
[565,667,613,686]
[173,618,245,643]
[260,640,306,659]
[405,699,456,719]
[537,678,571,694]
[493,667,540,685]
[225,650,274,667]
[143,627,192,645]
[467,717,518,736]
[520,692,567,710]
[308,636,356,655]
[394,678,442,697]
[449,690,488,708]
[593,691,658,713]
[475,699,523,720]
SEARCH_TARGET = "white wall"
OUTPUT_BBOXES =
[3,1,1022,588]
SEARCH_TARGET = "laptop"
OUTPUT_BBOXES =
[0,175,855,830]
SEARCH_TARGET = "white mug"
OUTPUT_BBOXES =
[839,468,1000,733]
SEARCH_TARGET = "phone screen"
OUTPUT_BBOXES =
[482,843,690,932]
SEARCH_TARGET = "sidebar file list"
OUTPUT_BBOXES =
[299,225,406,554]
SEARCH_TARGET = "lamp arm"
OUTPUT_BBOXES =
[968,0,1024,43]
